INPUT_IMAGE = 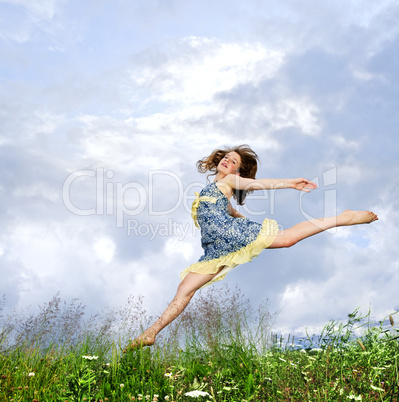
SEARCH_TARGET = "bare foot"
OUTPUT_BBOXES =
[340,210,378,226]
[123,330,156,353]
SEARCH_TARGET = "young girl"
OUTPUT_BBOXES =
[125,145,378,351]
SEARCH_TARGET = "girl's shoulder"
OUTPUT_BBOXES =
[215,180,233,199]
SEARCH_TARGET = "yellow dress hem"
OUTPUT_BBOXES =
[180,218,278,288]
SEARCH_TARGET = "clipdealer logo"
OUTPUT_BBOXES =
[62,169,201,229]
[62,167,337,234]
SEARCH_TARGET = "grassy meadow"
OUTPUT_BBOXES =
[1,286,398,401]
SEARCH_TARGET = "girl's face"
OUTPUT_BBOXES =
[217,151,241,175]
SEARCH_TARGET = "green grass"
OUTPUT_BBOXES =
[1,288,398,401]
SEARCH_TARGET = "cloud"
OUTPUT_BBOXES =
[1,0,399,338]
[136,37,285,104]
[164,237,195,261]
[93,236,116,263]
[0,0,64,42]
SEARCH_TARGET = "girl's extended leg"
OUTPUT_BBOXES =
[269,210,378,249]
[124,270,221,351]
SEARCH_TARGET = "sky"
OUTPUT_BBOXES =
[1,0,399,337]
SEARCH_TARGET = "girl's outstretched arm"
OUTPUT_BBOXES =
[222,175,317,192]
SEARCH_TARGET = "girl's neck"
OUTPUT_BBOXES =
[214,172,226,182]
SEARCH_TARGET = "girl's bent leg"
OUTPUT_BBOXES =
[269,210,378,249]
[124,270,221,351]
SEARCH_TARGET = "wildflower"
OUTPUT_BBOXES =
[370,385,384,392]
[146,396,150,400]
[120,384,124,388]
[82,355,99,360]
[299,349,307,353]
[185,390,210,398]
[164,373,173,378]
[347,394,362,400]
[164,397,170,401]
[28,372,35,377]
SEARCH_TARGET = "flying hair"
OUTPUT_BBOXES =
[196,144,260,205]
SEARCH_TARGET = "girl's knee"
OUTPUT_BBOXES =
[270,234,298,248]
[286,235,299,247]
[281,238,297,248]
[177,281,197,298]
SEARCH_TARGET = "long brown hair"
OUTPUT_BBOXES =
[196,144,259,205]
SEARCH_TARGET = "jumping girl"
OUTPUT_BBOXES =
[125,144,378,351]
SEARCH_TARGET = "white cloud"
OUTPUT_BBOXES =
[164,237,195,261]
[1,0,60,20]
[13,182,59,202]
[93,236,115,263]
[275,190,399,334]
[252,0,399,55]
[330,135,359,150]
[0,0,64,42]
[7,222,65,281]
[1,0,399,338]
[165,38,284,104]
[111,37,320,144]
[350,67,387,82]
[257,98,321,136]
[129,38,285,104]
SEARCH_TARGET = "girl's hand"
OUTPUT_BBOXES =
[290,178,317,192]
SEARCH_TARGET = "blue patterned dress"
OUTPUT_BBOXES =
[180,182,278,287]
